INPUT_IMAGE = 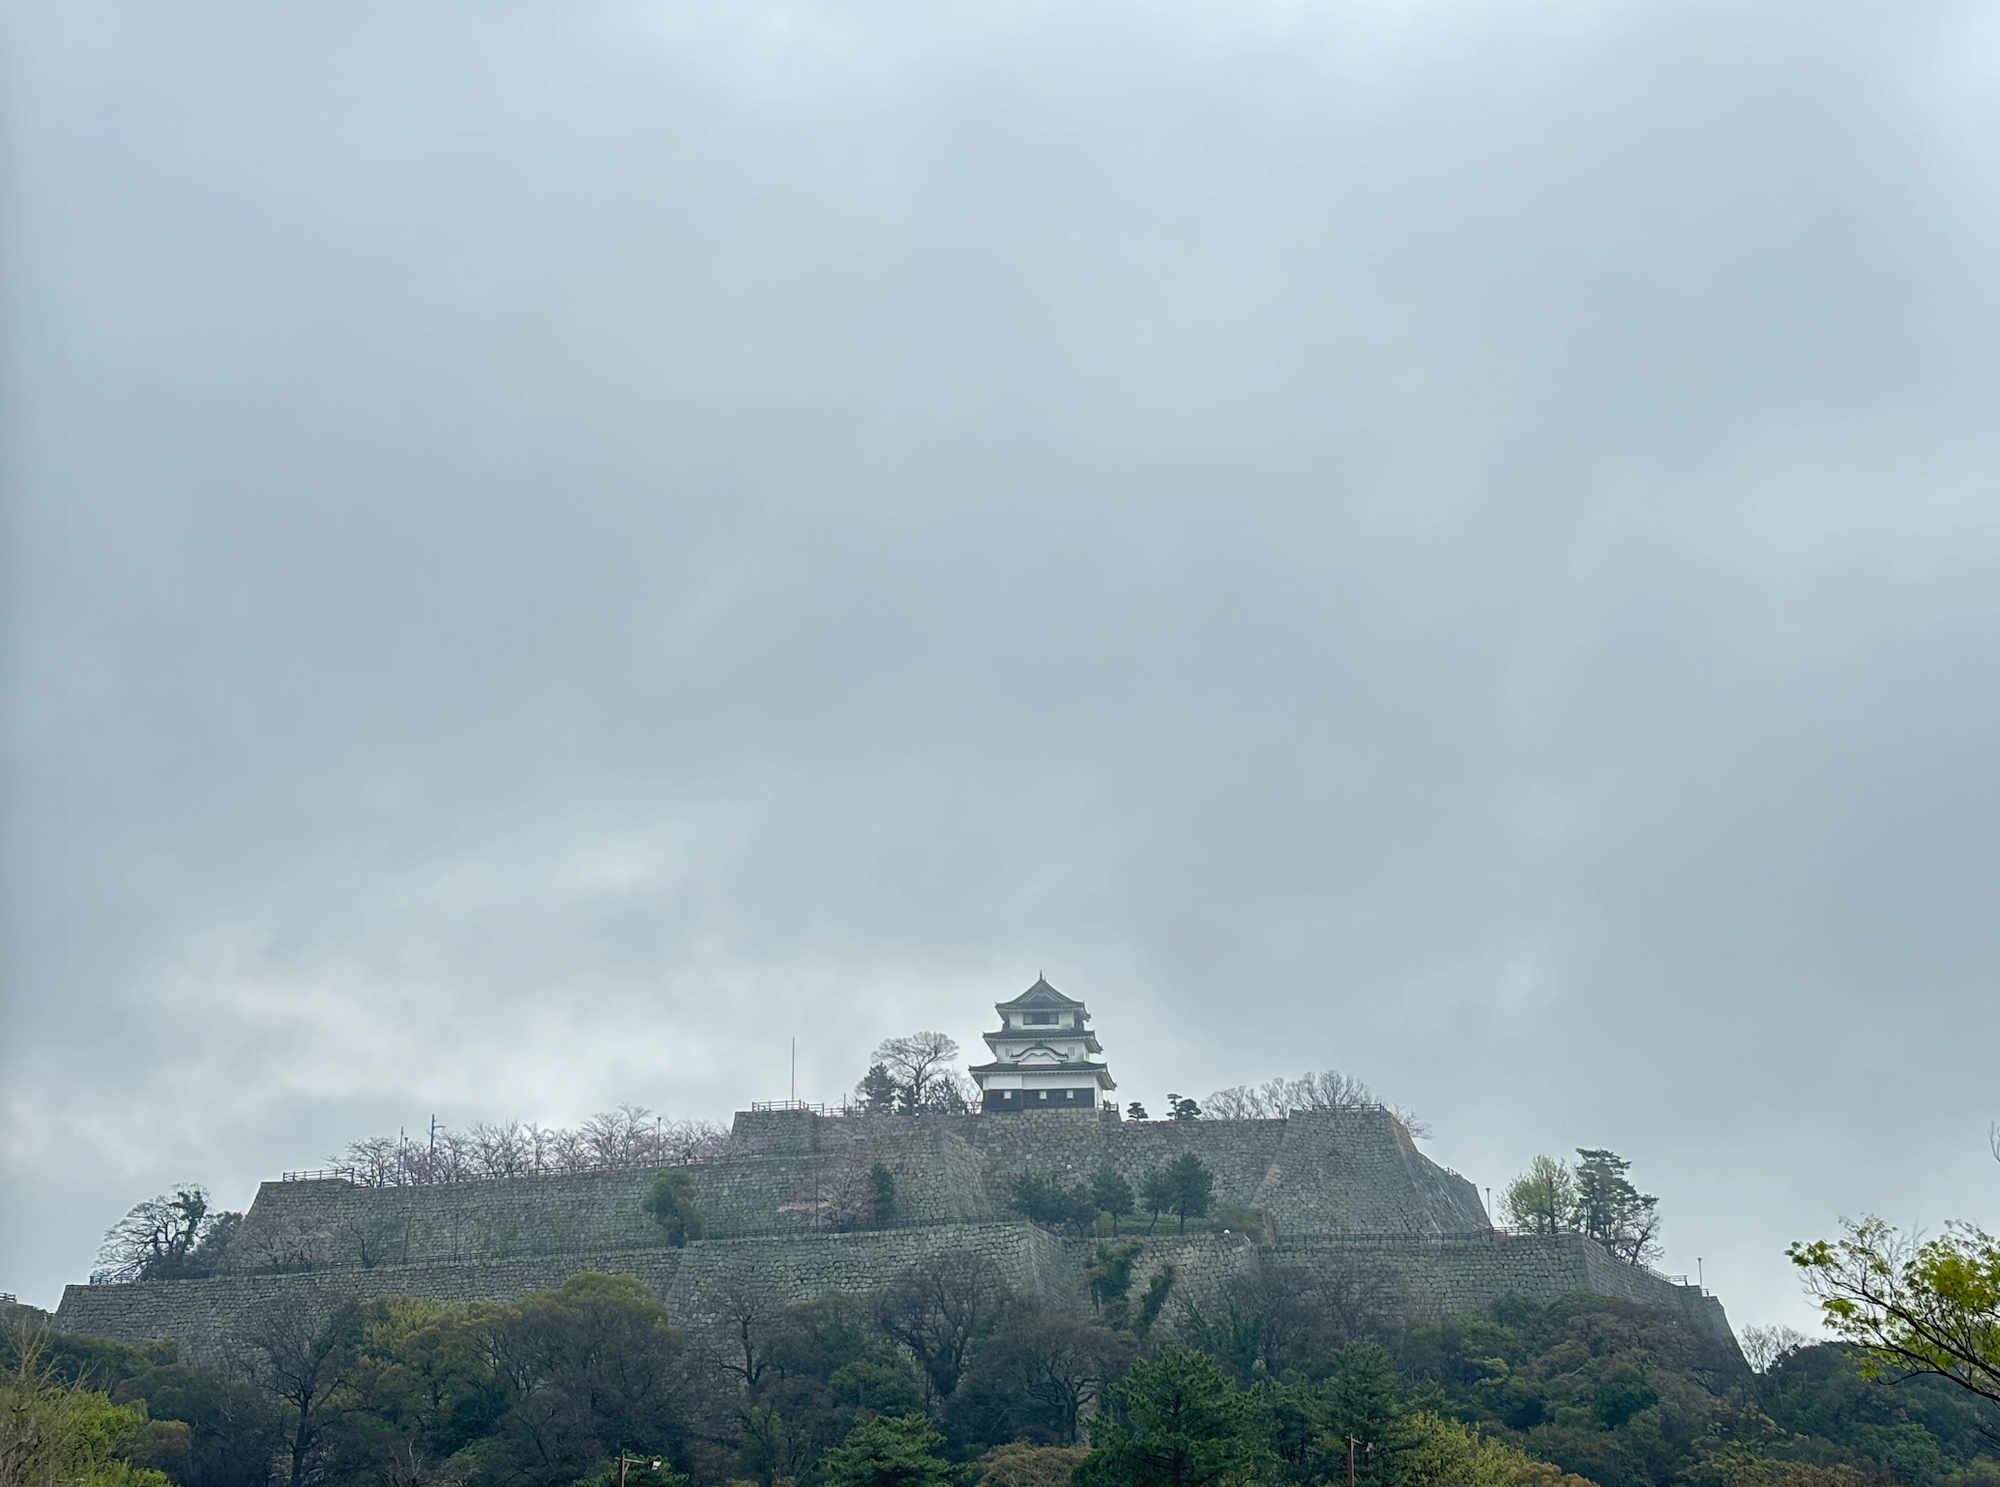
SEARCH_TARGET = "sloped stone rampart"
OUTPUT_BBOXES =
[55,1224,1075,1372]
[943,1107,1488,1236]
[54,1109,1732,1364]
[53,1225,1731,1370]
[225,1123,997,1270]
[219,1109,1485,1279]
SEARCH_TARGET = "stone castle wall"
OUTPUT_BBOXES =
[54,1224,1077,1372]
[54,1108,1733,1366]
[208,1108,1486,1278]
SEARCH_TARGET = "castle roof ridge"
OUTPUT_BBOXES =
[994,976,1085,1011]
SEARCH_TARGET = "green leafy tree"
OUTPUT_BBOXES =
[1573,1150,1660,1265]
[870,1163,898,1225]
[1136,1268,1177,1339]
[0,1325,175,1487]
[349,1295,504,1469]
[1010,1174,1097,1235]
[856,1065,900,1115]
[1157,1155,1213,1234]
[1166,1095,1202,1122]
[643,1170,705,1247]
[1749,1334,2000,1485]
[737,1294,922,1485]
[970,1442,1092,1487]
[1252,1342,1420,1487]
[1504,1157,1578,1237]
[109,1362,282,1487]
[1075,1346,1266,1487]
[820,1412,957,1487]
[477,1273,691,1487]
[1790,1216,2000,1407]
[1397,1291,1751,1486]
[1086,1243,1145,1328]
[1127,1103,1151,1122]
[1094,1169,1136,1235]
[1400,1411,1571,1487]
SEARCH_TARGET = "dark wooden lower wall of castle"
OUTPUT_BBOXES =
[981,1087,1096,1111]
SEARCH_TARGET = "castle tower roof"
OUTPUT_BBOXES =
[995,976,1085,1012]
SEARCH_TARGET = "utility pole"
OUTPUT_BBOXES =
[615,1455,661,1487]
[1347,1436,1372,1487]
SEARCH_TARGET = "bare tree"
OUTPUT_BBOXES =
[244,1292,360,1487]
[245,1208,331,1275]
[956,1306,1135,1443]
[1739,1323,1810,1373]
[468,1122,534,1178]
[93,1186,217,1283]
[521,1123,558,1174]
[331,1208,406,1269]
[1269,1071,1376,1113]
[782,1155,878,1232]
[871,1032,962,1112]
[550,1126,594,1172]
[379,1441,475,1487]
[337,1137,405,1187]
[581,1105,650,1165]
[708,1272,779,1393]
[1202,1087,1271,1120]
[873,1250,1007,1404]
[322,1107,732,1186]
[1201,1070,1434,1138]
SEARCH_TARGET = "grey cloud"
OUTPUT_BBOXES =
[4,0,1998,1324]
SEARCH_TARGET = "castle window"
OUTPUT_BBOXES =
[1023,1012,1058,1025]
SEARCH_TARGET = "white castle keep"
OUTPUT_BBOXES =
[967,976,1118,1113]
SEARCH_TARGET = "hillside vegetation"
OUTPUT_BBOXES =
[10,1271,1998,1487]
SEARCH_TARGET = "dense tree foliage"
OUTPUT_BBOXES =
[1009,1176,1100,1237]
[870,1165,899,1226]
[0,1325,174,1487]
[820,1413,956,1487]
[1008,1161,1215,1242]
[1500,1153,1661,1266]
[1137,1157,1213,1235]
[1091,1172,1136,1236]
[23,1251,2000,1487]
[644,1172,706,1247]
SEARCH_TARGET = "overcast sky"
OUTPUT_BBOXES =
[4,0,1997,1328]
